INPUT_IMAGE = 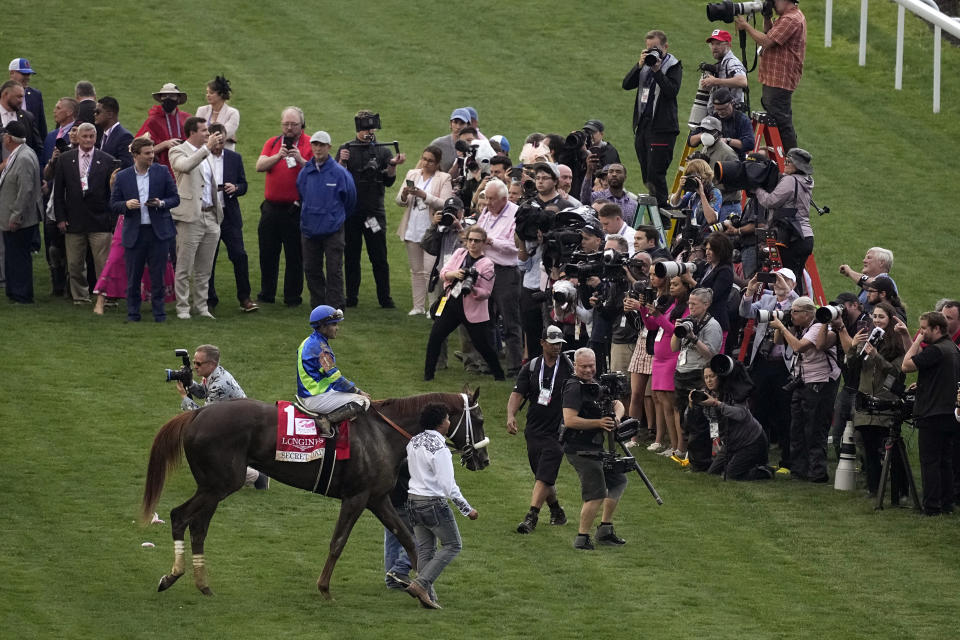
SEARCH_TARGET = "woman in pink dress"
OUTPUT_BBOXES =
[639,276,691,457]
[93,214,175,314]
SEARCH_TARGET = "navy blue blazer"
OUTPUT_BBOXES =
[220,148,247,224]
[24,87,47,140]
[98,124,134,169]
[110,163,179,248]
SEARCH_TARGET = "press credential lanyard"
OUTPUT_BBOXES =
[538,358,559,405]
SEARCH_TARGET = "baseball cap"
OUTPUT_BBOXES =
[1,120,27,138]
[774,267,796,283]
[583,119,604,133]
[793,296,816,311]
[8,58,35,74]
[699,116,722,133]
[542,325,566,344]
[309,131,331,144]
[489,134,510,153]
[442,195,464,213]
[450,108,471,123]
[712,87,734,105]
[532,161,559,180]
[706,29,732,43]
[832,292,860,305]
[464,106,478,122]
[581,219,605,238]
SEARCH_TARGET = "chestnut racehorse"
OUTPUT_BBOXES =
[141,389,488,598]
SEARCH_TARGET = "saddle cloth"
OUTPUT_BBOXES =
[275,401,350,462]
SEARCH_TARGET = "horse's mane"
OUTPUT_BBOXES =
[372,392,462,420]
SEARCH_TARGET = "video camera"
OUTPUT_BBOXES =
[565,249,630,283]
[541,207,594,272]
[706,0,774,22]
[355,113,381,132]
[164,349,193,386]
[514,199,552,242]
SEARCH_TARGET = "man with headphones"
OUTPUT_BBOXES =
[256,106,312,307]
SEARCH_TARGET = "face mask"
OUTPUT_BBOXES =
[701,132,716,147]
[161,98,179,113]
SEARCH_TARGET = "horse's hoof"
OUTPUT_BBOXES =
[157,573,181,592]
[199,587,214,596]
[317,582,332,600]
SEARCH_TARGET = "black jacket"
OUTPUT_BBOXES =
[622,57,683,136]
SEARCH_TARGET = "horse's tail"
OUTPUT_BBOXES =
[140,411,196,524]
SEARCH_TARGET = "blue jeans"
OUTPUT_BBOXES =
[409,497,462,595]
[383,501,412,582]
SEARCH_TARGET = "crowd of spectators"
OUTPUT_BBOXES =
[3,2,958,539]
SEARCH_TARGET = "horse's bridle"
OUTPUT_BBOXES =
[447,393,489,465]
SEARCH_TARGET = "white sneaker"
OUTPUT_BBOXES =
[177,312,191,320]
[658,448,675,457]
[198,310,216,320]
[408,308,425,316]
[646,441,664,452]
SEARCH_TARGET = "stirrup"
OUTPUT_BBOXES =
[314,417,337,439]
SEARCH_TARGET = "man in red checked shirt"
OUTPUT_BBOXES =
[735,0,806,153]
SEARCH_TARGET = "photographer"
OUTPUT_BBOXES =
[668,159,723,247]
[337,110,405,309]
[681,232,735,346]
[900,311,960,516]
[396,145,453,316]
[700,29,748,111]
[838,247,896,307]
[506,326,573,534]
[739,269,797,457]
[423,226,505,382]
[671,288,723,464]
[754,148,814,292]
[769,296,840,483]
[825,292,869,458]
[561,348,628,550]
[692,362,772,480]
[687,116,740,219]
[176,345,267,490]
[844,302,907,497]
[623,29,682,208]
[735,0,807,153]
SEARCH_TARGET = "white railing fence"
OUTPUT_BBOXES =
[824,0,960,112]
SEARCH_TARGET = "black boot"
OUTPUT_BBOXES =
[316,401,366,437]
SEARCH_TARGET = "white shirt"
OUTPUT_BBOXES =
[135,168,151,224]
[207,152,224,208]
[406,430,473,516]
[0,107,16,127]
[184,141,214,209]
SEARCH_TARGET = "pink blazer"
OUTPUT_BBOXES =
[440,248,495,323]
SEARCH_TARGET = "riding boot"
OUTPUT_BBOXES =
[316,402,366,438]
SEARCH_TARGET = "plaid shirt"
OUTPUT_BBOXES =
[758,7,806,91]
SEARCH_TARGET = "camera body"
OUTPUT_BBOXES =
[164,348,193,386]
[674,319,697,341]
[460,267,480,295]
[644,47,664,67]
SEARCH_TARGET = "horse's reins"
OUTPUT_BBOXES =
[375,393,489,456]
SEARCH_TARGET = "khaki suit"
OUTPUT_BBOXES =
[169,141,222,316]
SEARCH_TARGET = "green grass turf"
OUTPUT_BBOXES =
[2,1,960,638]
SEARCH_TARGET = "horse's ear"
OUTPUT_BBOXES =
[471,386,480,404]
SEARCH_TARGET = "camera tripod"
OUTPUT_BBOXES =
[598,419,664,505]
[874,424,921,511]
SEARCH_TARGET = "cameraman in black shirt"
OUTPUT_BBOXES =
[562,348,627,550]
[507,326,574,534]
[901,311,960,515]
[337,110,405,309]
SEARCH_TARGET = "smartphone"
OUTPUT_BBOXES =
[405,179,415,187]
[756,271,777,285]
[856,314,874,333]
[282,136,294,149]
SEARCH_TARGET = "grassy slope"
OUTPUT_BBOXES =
[1,1,959,638]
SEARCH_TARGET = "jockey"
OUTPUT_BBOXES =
[297,305,371,436]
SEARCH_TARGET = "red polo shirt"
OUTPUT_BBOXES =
[261,133,313,203]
